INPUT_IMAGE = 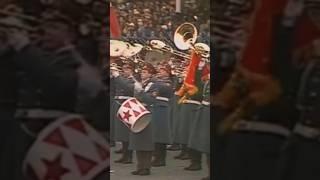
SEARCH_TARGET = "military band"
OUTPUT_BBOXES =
[110,34,211,180]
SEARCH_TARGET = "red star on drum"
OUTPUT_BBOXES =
[42,153,70,180]
[122,110,132,122]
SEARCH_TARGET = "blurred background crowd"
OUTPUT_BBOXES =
[111,0,210,45]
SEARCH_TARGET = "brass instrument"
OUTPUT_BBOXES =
[150,39,191,59]
[174,23,210,58]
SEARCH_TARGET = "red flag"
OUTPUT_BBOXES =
[176,50,210,102]
[240,0,288,75]
[110,5,121,38]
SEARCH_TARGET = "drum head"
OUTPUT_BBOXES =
[131,114,151,133]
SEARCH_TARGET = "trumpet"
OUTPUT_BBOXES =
[150,40,191,59]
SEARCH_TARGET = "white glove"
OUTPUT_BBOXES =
[134,82,143,92]
[198,60,206,70]
[111,69,120,78]
[7,29,30,51]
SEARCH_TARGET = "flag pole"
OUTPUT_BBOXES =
[176,0,181,13]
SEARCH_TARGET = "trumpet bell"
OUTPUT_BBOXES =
[174,23,198,50]
[110,40,127,57]
[150,40,166,49]
[122,43,143,57]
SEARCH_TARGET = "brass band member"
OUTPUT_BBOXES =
[151,62,173,167]
[129,63,157,176]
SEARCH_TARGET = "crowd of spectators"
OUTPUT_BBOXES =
[113,0,210,45]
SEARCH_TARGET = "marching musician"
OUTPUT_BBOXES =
[175,59,205,171]
[129,63,157,176]
[151,62,173,167]
[274,1,320,178]
[111,61,135,164]
[109,60,122,147]
[0,11,100,179]
[188,62,210,180]
[168,63,184,151]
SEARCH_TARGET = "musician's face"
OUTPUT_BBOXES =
[122,66,133,77]
[141,70,152,80]
[158,68,169,77]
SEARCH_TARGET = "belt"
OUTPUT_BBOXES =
[114,96,131,100]
[182,100,201,105]
[15,109,71,119]
[294,123,320,139]
[233,120,290,137]
[156,97,169,102]
[201,100,210,106]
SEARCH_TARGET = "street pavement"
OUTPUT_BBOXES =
[110,144,208,180]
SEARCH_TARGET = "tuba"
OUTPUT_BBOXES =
[174,23,210,58]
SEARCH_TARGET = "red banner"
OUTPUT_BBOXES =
[176,50,210,101]
[240,0,288,75]
[110,5,121,38]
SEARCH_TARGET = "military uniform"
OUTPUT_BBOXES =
[277,56,320,180]
[188,78,210,179]
[0,48,19,179]
[188,79,210,153]
[112,74,135,163]
[169,76,183,150]
[109,77,116,144]
[129,76,156,175]
[151,75,173,166]
[175,69,203,170]
[8,42,81,180]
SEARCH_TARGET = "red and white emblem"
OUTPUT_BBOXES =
[117,98,151,133]
[23,115,109,180]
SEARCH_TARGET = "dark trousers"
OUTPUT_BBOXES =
[121,141,132,159]
[0,119,33,180]
[206,154,211,177]
[136,151,153,170]
[222,131,286,180]
[275,135,320,180]
[153,143,167,162]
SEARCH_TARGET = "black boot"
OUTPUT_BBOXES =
[184,163,202,171]
[114,142,132,163]
[152,143,166,167]
[114,142,123,154]
[122,150,133,164]
[167,144,181,151]
[131,169,150,175]
[185,149,202,171]
[174,144,190,160]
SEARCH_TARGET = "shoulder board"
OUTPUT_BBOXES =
[145,82,154,92]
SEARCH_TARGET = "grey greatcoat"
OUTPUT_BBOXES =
[170,94,181,139]
[112,75,135,142]
[175,70,203,145]
[129,78,156,151]
[188,80,210,153]
[151,77,173,144]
